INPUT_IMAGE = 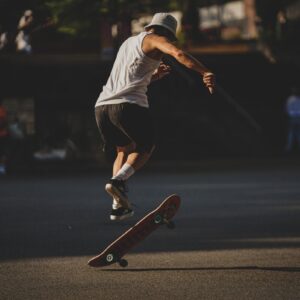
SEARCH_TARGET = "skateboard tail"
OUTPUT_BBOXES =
[88,194,181,268]
[88,219,161,267]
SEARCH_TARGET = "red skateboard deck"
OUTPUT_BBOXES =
[88,194,181,268]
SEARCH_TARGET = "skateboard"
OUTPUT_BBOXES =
[88,194,181,268]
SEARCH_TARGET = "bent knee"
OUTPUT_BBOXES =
[116,142,136,154]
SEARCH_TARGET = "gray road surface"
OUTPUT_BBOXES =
[1,160,300,299]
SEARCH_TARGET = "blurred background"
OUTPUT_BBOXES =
[0,0,300,174]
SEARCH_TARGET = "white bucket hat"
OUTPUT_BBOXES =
[144,13,178,40]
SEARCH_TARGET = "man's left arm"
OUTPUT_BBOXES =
[151,62,171,82]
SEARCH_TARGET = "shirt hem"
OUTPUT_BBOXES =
[95,99,149,108]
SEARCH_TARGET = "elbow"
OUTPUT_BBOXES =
[173,49,185,60]
[173,50,194,68]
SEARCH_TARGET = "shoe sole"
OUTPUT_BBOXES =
[110,210,134,221]
[105,183,130,208]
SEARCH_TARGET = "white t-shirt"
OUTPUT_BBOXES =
[95,32,160,108]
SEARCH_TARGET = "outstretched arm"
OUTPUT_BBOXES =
[147,35,216,93]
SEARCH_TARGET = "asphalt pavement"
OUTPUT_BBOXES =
[1,159,300,299]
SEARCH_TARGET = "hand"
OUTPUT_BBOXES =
[203,72,216,94]
[152,63,171,81]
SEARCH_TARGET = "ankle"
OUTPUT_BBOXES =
[112,163,135,181]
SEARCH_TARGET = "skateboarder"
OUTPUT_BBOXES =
[95,13,215,220]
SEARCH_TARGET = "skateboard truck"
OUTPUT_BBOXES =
[154,203,177,229]
[105,253,129,267]
[154,214,175,229]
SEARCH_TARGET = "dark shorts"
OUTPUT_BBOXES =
[95,103,155,153]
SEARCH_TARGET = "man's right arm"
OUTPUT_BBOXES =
[148,34,215,93]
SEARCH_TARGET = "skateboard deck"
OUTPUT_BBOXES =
[88,194,181,268]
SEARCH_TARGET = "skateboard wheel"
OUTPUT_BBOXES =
[106,253,115,263]
[154,214,163,224]
[119,259,128,268]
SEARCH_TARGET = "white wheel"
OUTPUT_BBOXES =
[106,253,115,263]
[154,214,163,224]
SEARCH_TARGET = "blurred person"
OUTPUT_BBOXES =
[95,13,215,221]
[8,116,26,166]
[276,10,287,40]
[9,117,25,141]
[16,10,34,54]
[0,99,8,175]
[0,25,8,52]
[0,32,8,50]
[285,87,300,153]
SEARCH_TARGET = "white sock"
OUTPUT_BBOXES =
[112,198,122,209]
[112,163,135,181]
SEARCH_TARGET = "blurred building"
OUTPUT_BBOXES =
[286,0,300,21]
[198,0,257,41]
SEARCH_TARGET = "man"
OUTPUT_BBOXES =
[0,25,8,52]
[0,99,8,175]
[285,87,300,152]
[16,10,34,54]
[95,13,215,220]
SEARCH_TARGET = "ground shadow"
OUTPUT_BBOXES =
[101,266,300,273]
